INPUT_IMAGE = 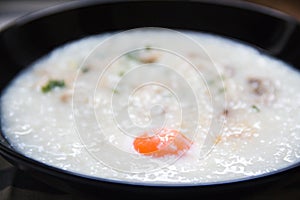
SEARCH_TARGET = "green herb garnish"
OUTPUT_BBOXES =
[42,80,65,93]
[126,52,138,60]
[81,66,89,73]
[112,89,119,94]
[218,87,226,93]
[118,71,125,77]
[251,105,260,112]
[145,45,152,51]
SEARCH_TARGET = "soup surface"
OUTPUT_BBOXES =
[1,29,300,184]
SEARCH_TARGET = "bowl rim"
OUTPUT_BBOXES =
[0,0,300,188]
[0,0,298,32]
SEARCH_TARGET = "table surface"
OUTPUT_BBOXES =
[245,0,300,20]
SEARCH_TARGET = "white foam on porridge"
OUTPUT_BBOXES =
[1,29,300,184]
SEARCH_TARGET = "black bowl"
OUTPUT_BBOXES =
[1,0,300,199]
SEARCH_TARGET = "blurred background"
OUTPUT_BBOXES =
[245,0,300,19]
[1,0,300,29]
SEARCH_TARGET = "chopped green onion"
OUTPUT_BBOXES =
[42,80,65,93]
[145,45,152,51]
[126,52,139,61]
[218,87,226,93]
[118,71,125,77]
[81,66,89,73]
[112,89,119,94]
[251,105,260,112]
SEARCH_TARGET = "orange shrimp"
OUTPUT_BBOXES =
[133,128,192,157]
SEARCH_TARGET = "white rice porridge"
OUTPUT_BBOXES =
[1,29,300,184]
